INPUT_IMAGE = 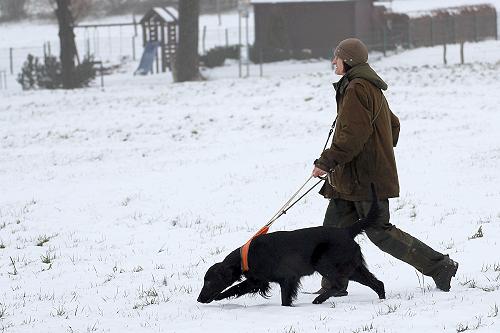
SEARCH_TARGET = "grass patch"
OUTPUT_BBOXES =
[488,303,498,317]
[132,265,143,273]
[0,304,7,319]
[41,251,55,264]
[376,303,400,316]
[468,226,483,240]
[36,234,51,246]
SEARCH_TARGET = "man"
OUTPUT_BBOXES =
[312,38,458,294]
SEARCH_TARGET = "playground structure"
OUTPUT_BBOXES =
[138,7,178,74]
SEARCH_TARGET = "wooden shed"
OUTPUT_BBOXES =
[251,0,376,61]
[139,7,178,72]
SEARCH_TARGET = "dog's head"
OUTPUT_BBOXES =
[197,261,240,303]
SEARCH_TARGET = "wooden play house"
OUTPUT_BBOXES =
[139,7,178,72]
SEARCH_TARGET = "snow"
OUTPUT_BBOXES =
[149,7,178,23]
[387,0,500,13]
[1,3,500,333]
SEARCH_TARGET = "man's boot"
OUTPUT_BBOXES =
[313,277,348,296]
[432,255,459,291]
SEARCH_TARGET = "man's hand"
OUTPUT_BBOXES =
[312,166,327,178]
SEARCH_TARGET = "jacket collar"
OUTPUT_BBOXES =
[332,63,388,96]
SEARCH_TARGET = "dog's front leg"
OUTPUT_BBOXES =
[214,279,259,301]
[279,279,299,306]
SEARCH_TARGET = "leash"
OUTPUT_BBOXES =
[241,117,338,272]
[241,175,324,272]
[322,116,337,152]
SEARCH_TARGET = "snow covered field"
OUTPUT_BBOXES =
[2,2,500,331]
[1,37,500,332]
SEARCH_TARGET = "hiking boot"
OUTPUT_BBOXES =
[432,256,459,291]
[312,287,348,296]
[313,277,348,296]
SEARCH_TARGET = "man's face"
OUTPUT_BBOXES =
[332,55,345,75]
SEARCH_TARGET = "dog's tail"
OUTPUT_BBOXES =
[348,183,379,238]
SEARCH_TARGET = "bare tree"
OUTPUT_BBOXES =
[0,0,28,21]
[55,0,78,88]
[174,0,201,82]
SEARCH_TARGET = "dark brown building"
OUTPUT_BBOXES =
[251,0,375,61]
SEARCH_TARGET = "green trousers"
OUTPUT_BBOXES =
[321,198,446,289]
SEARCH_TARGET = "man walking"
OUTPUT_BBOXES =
[312,38,458,294]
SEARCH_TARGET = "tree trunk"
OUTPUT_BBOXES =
[174,0,201,82]
[55,0,78,89]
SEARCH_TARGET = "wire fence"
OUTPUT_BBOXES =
[0,8,497,85]
[0,22,251,82]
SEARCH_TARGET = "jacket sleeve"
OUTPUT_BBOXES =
[390,109,400,147]
[315,83,374,171]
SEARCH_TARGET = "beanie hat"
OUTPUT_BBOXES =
[334,38,368,67]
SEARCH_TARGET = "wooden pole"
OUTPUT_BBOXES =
[238,13,242,78]
[10,47,14,75]
[202,25,206,54]
[259,47,263,77]
[443,44,447,65]
[245,14,249,77]
[460,41,464,64]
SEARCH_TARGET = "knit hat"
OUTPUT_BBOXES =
[334,38,368,67]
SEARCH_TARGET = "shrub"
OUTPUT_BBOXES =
[37,56,62,89]
[249,46,314,63]
[73,56,97,87]
[200,45,240,68]
[17,54,96,90]
[17,54,38,90]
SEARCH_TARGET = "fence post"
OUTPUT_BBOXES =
[238,13,242,78]
[382,27,387,56]
[48,41,51,56]
[225,28,229,47]
[430,16,434,46]
[9,48,14,75]
[133,13,138,37]
[407,20,412,49]
[202,25,207,54]
[132,36,136,60]
[460,41,464,64]
[100,62,104,88]
[245,14,249,78]
[86,38,91,58]
[473,12,478,42]
[443,44,447,65]
[216,0,221,26]
[259,46,263,77]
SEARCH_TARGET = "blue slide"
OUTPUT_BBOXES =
[134,41,160,75]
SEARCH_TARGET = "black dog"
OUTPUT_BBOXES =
[198,186,385,306]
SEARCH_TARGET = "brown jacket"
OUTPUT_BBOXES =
[315,64,400,201]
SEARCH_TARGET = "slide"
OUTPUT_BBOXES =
[134,41,160,75]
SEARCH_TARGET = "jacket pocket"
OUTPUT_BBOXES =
[332,163,355,195]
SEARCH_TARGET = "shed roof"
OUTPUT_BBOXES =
[139,7,178,24]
